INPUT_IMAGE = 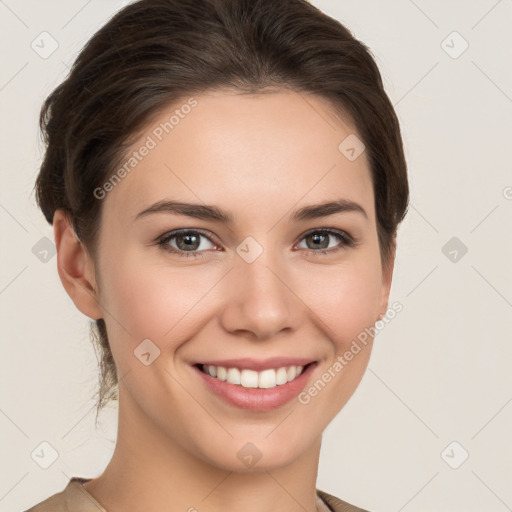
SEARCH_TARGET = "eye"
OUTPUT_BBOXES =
[296,229,356,256]
[156,227,357,259]
[157,229,217,258]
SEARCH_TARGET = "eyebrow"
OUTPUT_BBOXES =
[134,198,368,223]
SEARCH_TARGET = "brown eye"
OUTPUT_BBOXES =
[175,232,202,251]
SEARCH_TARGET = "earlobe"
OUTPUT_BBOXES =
[53,210,103,320]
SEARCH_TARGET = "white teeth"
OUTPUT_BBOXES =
[226,367,241,385]
[275,367,288,385]
[201,364,307,389]
[240,369,259,388]
[258,369,276,388]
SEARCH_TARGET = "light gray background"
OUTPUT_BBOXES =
[1,1,511,511]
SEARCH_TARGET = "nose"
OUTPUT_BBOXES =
[219,249,303,341]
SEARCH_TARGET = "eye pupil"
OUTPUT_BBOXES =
[177,234,200,250]
[308,233,329,249]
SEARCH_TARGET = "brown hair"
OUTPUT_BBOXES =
[34,0,409,419]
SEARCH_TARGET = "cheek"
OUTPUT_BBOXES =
[284,257,383,425]
[99,254,221,358]
[299,258,382,349]
[297,262,382,413]
[100,242,382,371]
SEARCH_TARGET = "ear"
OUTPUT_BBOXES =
[376,240,396,321]
[53,209,103,320]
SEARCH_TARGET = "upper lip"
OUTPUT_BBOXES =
[195,357,316,372]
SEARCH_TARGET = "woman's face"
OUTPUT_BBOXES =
[81,88,393,471]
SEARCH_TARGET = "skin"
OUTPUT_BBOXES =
[53,88,395,512]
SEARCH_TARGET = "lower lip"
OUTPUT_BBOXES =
[193,363,317,411]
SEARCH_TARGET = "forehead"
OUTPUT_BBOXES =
[104,88,374,223]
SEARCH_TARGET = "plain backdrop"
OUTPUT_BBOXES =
[1,1,511,511]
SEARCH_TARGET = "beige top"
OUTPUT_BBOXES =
[24,477,371,512]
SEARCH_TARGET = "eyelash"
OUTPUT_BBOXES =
[156,228,357,259]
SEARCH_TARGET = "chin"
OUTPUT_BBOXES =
[196,434,315,474]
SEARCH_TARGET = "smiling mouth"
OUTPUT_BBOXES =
[194,362,316,389]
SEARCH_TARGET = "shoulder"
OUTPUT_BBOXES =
[23,487,68,512]
[23,477,104,512]
[25,481,370,512]
[317,488,373,512]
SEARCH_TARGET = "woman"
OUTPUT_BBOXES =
[26,0,409,510]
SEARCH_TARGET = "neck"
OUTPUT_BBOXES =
[84,390,323,512]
